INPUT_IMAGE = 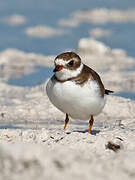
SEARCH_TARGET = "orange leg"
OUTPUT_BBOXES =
[88,115,94,133]
[64,114,69,130]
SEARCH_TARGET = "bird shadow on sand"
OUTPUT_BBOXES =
[72,129,100,135]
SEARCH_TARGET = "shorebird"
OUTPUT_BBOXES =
[46,52,113,133]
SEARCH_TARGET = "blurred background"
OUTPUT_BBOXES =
[1,0,135,55]
[0,2,135,178]
[0,0,135,99]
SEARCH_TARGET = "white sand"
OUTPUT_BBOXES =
[0,39,135,179]
[0,82,135,180]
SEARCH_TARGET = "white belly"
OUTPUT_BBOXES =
[46,78,105,120]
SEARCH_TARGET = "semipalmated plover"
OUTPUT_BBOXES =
[46,52,113,133]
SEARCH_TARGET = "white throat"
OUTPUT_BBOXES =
[55,63,83,81]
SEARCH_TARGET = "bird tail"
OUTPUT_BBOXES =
[105,89,114,95]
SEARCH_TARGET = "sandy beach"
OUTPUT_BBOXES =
[0,38,135,180]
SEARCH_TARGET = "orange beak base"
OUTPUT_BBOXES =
[53,65,63,72]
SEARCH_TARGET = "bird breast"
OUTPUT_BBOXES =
[46,78,105,120]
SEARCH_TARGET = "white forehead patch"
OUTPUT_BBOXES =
[55,58,78,66]
[55,58,67,66]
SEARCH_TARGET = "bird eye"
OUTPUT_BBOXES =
[68,60,74,66]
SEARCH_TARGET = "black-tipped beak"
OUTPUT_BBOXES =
[53,65,63,72]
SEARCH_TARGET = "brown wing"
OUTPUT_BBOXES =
[81,65,105,97]
[83,65,114,96]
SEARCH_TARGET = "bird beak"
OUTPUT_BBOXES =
[53,65,63,72]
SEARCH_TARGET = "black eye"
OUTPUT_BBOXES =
[68,60,74,66]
